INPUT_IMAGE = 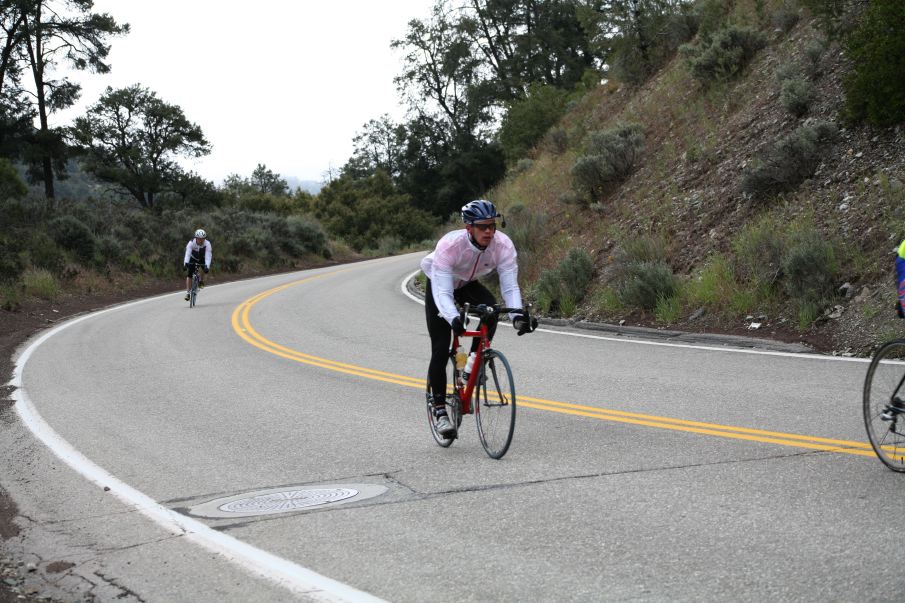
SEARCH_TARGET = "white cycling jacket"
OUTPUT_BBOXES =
[183,239,212,268]
[421,229,522,324]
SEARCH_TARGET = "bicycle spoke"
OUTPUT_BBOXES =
[864,340,905,471]
[476,350,516,459]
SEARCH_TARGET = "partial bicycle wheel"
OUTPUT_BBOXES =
[863,338,905,472]
[425,358,460,447]
[475,349,516,459]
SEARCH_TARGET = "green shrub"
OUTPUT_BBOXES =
[559,292,578,318]
[733,218,785,289]
[22,268,59,300]
[559,248,594,295]
[48,215,96,261]
[284,214,329,256]
[594,287,624,314]
[775,63,801,85]
[620,233,669,264]
[796,300,821,330]
[0,236,24,282]
[1,283,21,311]
[513,158,534,174]
[571,124,645,202]
[531,248,595,315]
[780,77,815,117]
[617,261,677,310]
[843,0,905,127]
[684,26,767,85]
[741,120,838,200]
[95,235,123,267]
[571,156,610,202]
[374,236,402,256]
[803,39,825,76]
[655,293,682,322]
[25,232,66,274]
[684,254,735,309]
[781,228,838,303]
[533,268,562,314]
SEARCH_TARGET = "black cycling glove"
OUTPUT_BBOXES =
[512,314,538,335]
[451,316,466,336]
[203,266,209,273]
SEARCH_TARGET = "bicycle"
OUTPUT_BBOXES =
[863,339,905,471]
[188,264,205,308]
[425,303,528,459]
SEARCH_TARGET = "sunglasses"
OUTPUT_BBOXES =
[471,222,497,232]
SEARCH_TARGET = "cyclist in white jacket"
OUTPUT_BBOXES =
[183,229,212,301]
[420,199,536,437]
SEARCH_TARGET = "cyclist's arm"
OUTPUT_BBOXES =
[431,268,460,325]
[204,241,212,269]
[498,267,522,320]
[183,241,193,265]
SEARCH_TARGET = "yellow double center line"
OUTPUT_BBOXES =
[231,276,877,458]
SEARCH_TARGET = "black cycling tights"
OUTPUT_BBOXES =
[425,278,497,403]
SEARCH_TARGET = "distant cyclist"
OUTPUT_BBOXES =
[184,229,212,301]
[421,199,537,437]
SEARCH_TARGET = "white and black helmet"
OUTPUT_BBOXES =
[194,229,207,239]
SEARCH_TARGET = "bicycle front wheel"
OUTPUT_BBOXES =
[476,349,515,459]
[864,339,905,472]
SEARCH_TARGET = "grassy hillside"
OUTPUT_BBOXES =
[492,0,905,355]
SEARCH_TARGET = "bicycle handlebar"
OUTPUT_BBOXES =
[459,303,532,324]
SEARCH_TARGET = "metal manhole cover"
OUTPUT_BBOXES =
[187,484,387,518]
[219,488,358,514]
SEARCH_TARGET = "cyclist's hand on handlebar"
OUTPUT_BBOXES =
[451,316,466,336]
[513,314,538,335]
[203,266,209,273]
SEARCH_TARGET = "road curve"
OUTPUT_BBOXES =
[7,252,905,601]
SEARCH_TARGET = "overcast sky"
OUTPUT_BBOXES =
[54,1,434,185]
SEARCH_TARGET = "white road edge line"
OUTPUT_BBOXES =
[401,269,870,364]
[9,290,385,603]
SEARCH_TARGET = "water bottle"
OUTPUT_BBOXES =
[455,348,467,370]
[463,352,476,380]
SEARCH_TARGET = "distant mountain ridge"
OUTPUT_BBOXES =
[285,177,322,195]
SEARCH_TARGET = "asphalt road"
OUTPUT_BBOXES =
[6,252,904,602]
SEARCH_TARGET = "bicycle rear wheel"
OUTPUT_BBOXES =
[864,339,905,472]
[425,357,461,447]
[476,349,515,459]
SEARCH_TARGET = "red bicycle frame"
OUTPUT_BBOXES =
[450,320,492,415]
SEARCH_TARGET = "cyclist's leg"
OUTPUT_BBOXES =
[425,279,452,402]
[185,263,195,297]
[454,281,498,353]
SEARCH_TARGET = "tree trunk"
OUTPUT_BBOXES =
[24,7,55,199]
[35,74,53,198]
